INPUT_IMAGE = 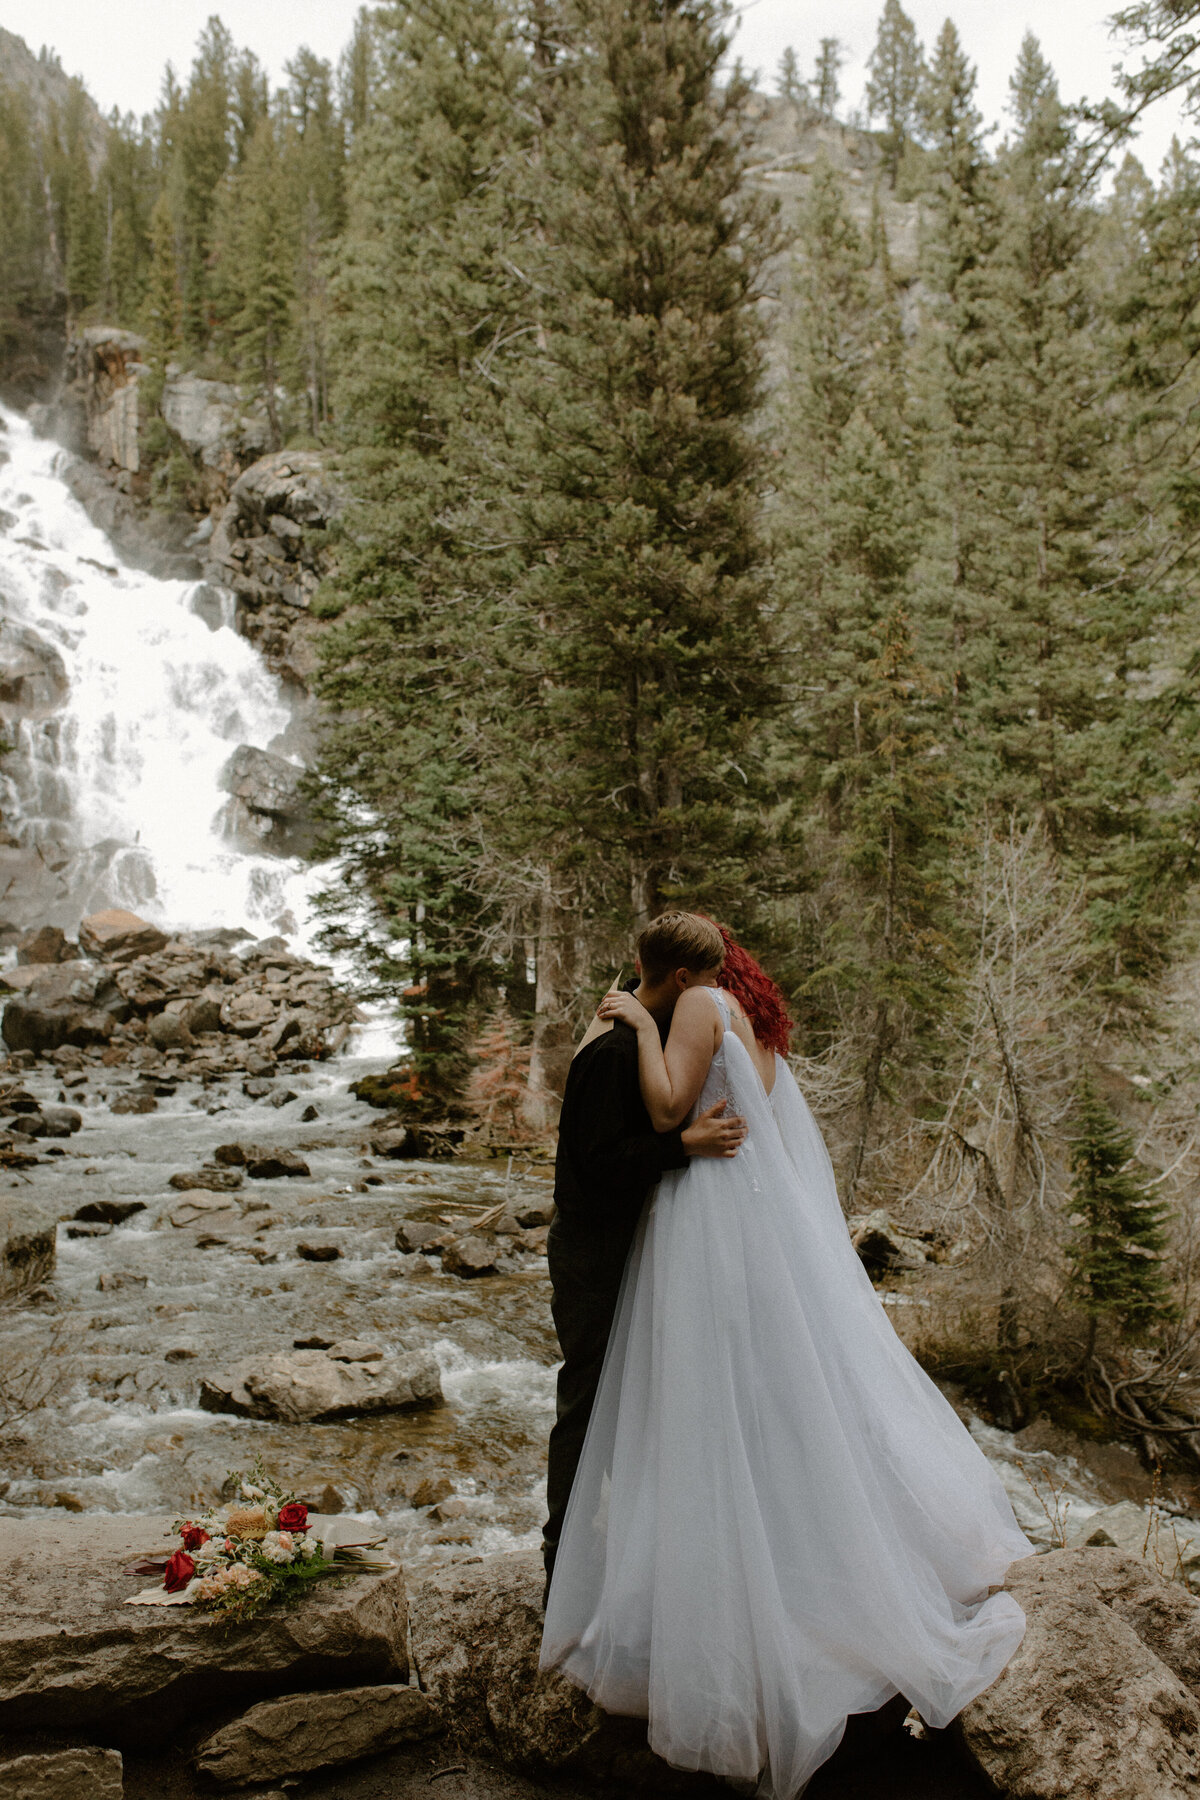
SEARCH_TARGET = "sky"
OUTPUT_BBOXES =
[0,0,1192,179]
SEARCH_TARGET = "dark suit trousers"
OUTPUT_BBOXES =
[542,1213,633,1584]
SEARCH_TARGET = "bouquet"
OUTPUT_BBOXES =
[127,1460,391,1624]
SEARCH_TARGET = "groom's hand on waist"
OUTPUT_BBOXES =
[681,1100,747,1158]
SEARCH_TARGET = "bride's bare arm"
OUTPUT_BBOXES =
[596,987,720,1130]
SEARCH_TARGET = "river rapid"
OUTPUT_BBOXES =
[0,401,1187,1585]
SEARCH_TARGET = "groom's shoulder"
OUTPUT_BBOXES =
[568,1021,636,1079]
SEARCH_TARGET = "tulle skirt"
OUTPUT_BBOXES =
[540,1033,1030,1798]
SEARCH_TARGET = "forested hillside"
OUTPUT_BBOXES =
[8,0,1200,1445]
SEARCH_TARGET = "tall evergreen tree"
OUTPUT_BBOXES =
[773,157,952,1184]
[777,47,807,112]
[1067,1077,1173,1355]
[813,38,844,122]
[176,18,235,348]
[865,0,926,186]
[212,114,294,444]
[316,0,539,1099]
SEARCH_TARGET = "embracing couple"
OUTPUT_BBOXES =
[539,911,1030,1798]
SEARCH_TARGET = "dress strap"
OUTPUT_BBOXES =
[709,986,731,1023]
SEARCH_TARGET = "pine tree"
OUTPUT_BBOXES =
[143,186,183,361]
[338,7,378,143]
[315,0,540,1098]
[813,38,845,122]
[281,49,345,435]
[913,35,1169,989]
[0,83,50,316]
[1067,1077,1173,1354]
[211,114,294,444]
[865,0,926,186]
[773,156,952,1184]
[777,47,807,112]
[176,18,235,348]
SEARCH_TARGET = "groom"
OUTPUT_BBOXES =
[542,911,746,1598]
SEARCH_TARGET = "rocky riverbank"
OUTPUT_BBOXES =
[0,1533,1196,1800]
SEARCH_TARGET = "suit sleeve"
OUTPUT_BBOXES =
[572,1041,687,1211]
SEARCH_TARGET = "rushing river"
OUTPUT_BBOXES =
[0,401,1187,1586]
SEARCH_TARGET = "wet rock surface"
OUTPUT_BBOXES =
[0,1513,408,1742]
[206,451,342,687]
[217,744,313,858]
[200,1346,444,1423]
[1,912,358,1069]
[194,1683,441,1785]
[0,1745,123,1799]
[958,1548,1200,1798]
[409,1550,713,1792]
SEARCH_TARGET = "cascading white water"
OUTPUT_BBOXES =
[0,401,323,948]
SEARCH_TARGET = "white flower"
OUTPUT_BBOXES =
[297,1531,320,1560]
[194,1538,223,1565]
[241,1483,264,1500]
[259,1530,296,1565]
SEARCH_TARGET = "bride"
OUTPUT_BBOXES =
[539,919,1031,1798]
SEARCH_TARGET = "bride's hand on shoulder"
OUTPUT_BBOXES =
[597,990,652,1031]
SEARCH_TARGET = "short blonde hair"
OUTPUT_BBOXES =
[636,912,725,985]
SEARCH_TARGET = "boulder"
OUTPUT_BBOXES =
[410,1476,454,1510]
[1066,1501,1200,1582]
[441,1236,497,1279]
[0,1746,123,1799]
[15,927,75,966]
[848,1208,929,1275]
[67,326,147,474]
[194,1683,441,1786]
[0,625,68,720]
[514,1197,555,1229]
[958,1548,1200,1799]
[167,1169,244,1193]
[77,911,168,964]
[39,1106,80,1135]
[146,1011,192,1051]
[160,371,271,472]
[109,1094,156,1115]
[370,1123,465,1162]
[213,1143,309,1179]
[200,1348,443,1423]
[181,989,223,1035]
[0,1513,408,1744]
[297,1241,341,1262]
[217,746,314,858]
[73,1200,145,1225]
[2,962,123,1054]
[395,1221,443,1254]
[407,1552,712,1791]
[220,992,276,1038]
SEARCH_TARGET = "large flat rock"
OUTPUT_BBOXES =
[958,1548,1200,1799]
[0,1748,122,1799]
[0,1514,407,1745]
[407,1550,712,1793]
[194,1682,441,1785]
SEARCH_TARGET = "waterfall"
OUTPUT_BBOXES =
[0,403,322,948]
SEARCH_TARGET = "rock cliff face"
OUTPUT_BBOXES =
[205,451,343,687]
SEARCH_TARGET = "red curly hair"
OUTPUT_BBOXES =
[700,920,793,1057]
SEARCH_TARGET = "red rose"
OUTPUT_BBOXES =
[181,1524,210,1552]
[163,1550,195,1594]
[277,1503,308,1534]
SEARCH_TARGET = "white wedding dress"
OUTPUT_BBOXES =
[540,988,1030,1798]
